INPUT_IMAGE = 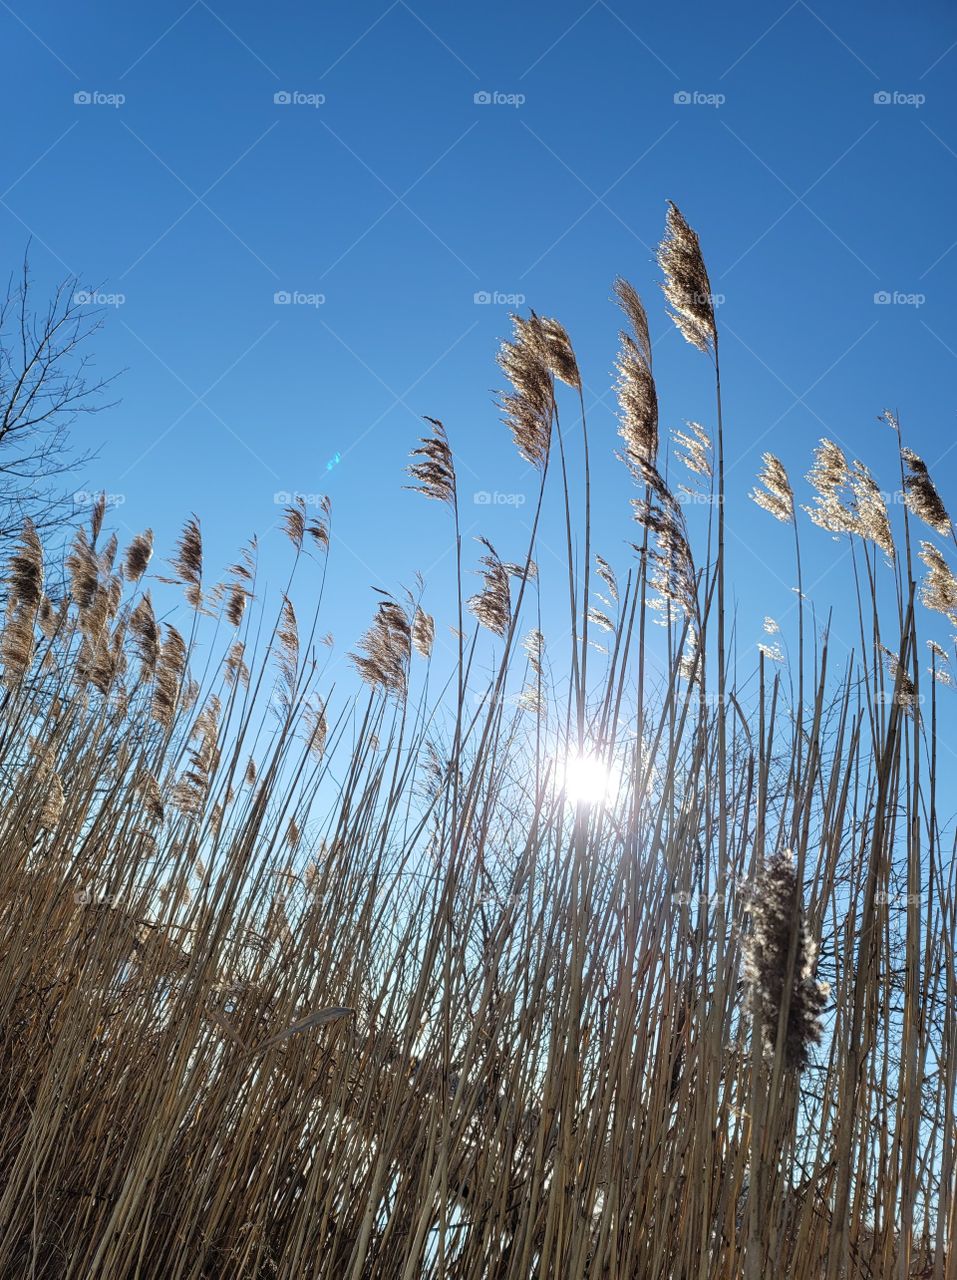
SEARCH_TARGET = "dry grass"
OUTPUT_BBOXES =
[0,207,953,1279]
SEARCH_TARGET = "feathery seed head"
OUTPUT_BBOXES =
[350,592,413,698]
[919,541,957,624]
[803,439,858,536]
[750,453,794,524]
[467,538,512,637]
[412,606,434,658]
[674,422,712,479]
[39,772,65,831]
[497,316,554,469]
[658,201,717,356]
[594,554,618,602]
[743,850,827,1071]
[406,417,457,507]
[123,529,154,582]
[6,519,44,611]
[850,460,894,558]
[901,448,951,536]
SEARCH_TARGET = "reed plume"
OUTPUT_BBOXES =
[129,593,159,678]
[151,623,187,728]
[530,313,580,390]
[744,850,828,1071]
[5,518,43,610]
[497,315,554,468]
[594,554,618,601]
[161,515,204,609]
[225,639,250,688]
[304,698,327,759]
[901,448,951,536]
[803,439,857,535]
[282,500,306,551]
[66,525,100,609]
[406,417,457,507]
[750,453,794,523]
[918,541,957,623]
[0,607,34,686]
[879,643,919,711]
[350,593,413,697]
[38,772,64,832]
[674,421,712,478]
[523,628,545,676]
[467,538,512,637]
[849,459,894,557]
[137,770,165,824]
[412,606,435,658]
[123,529,153,581]
[658,201,717,356]
[276,595,300,714]
[614,277,658,464]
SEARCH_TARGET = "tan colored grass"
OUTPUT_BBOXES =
[0,209,951,1279]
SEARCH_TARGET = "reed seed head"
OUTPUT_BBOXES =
[743,850,827,1072]
[901,448,951,536]
[750,453,794,523]
[406,417,457,508]
[39,772,64,831]
[6,519,44,611]
[123,529,154,582]
[658,201,717,356]
[497,315,554,469]
[412,606,434,659]
[919,541,957,624]
[467,538,512,637]
[350,594,413,698]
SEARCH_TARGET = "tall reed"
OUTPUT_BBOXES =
[0,205,951,1279]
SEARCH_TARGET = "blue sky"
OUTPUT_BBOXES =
[2,0,957,702]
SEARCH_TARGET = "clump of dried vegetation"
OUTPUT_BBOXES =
[0,206,953,1279]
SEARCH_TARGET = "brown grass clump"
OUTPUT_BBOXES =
[0,205,952,1280]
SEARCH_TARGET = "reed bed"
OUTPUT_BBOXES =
[0,205,953,1279]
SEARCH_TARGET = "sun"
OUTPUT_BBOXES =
[561,752,620,807]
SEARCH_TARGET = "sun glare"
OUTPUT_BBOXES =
[561,752,620,807]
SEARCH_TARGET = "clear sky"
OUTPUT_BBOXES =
[2,0,957,708]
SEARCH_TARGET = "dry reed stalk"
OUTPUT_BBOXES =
[0,216,951,1280]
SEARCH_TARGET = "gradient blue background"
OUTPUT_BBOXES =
[2,0,956,764]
